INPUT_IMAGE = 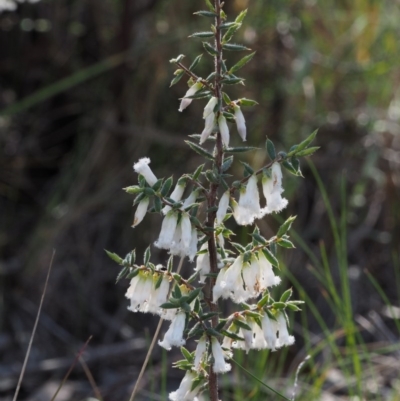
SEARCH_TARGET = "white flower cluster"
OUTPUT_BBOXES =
[213,251,280,304]
[133,158,199,261]
[125,269,170,315]
[179,84,247,147]
[223,312,294,354]
[227,162,288,226]
[0,0,40,12]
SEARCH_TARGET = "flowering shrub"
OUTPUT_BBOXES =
[107,1,318,400]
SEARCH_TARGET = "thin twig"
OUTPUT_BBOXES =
[50,336,93,401]
[12,250,56,401]
[79,356,104,401]
[128,256,185,401]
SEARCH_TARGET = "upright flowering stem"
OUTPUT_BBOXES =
[206,1,224,400]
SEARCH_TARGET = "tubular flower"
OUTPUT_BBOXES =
[155,212,178,250]
[194,244,211,283]
[218,114,230,147]
[276,313,295,348]
[169,371,201,401]
[169,213,195,259]
[179,82,203,112]
[242,256,262,298]
[260,162,288,215]
[203,96,218,118]
[132,198,149,227]
[159,311,186,350]
[258,251,281,289]
[133,157,158,186]
[261,313,278,351]
[216,191,230,225]
[200,112,216,144]
[233,104,246,141]
[211,337,231,373]
[162,182,186,215]
[232,175,261,226]
[193,335,208,371]
[232,320,253,354]
[252,320,268,350]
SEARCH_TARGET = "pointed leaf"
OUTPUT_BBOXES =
[229,52,255,74]
[189,54,203,71]
[185,140,215,161]
[262,248,279,268]
[105,250,123,265]
[222,43,250,51]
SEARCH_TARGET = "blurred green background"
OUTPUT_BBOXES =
[1,0,400,400]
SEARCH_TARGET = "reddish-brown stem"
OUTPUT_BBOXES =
[205,1,224,400]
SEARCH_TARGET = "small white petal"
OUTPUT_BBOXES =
[158,312,186,350]
[195,244,211,283]
[169,371,200,401]
[200,112,215,144]
[234,105,246,141]
[188,228,198,262]
[262,314,278,351]
[276,313,295,347]
[179,82,203,112]
[218,115,230,147]
[162,183,186,215]
[203,96,218,118]
[211,337,231,373]
[180,213,192,250]
[261,163,288,214]
[155,213,178,250]
[193,336,208,371]
[133,157,158,186]
[216,191,230,225]
[132,198,149,227]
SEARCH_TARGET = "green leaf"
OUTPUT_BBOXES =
[220,77,244,85]
[200,312,220,321]
[235,9,248,23]
[266,139,276,160]
[222,156,233,172]
[194,10,217,17]
[124,185,142,194]
[240,161,254,175]
[222,92,231,104]
[144,246,151,266]
[225,146,257,153]
[239,98,258,106]
[203,42,218,56]
[186,288,202,304]
[295,146,320,157]
[219,22,237,30]
[222,43,250,51]
[231,242,246,253]
[273,302,286,310]
[222,23,241,43]
[193,164,205,180]
[262,248,279,268]
[154,196,162,213]
[170,70,184,87]
[287,129,318,156]
[252,233,267,245]
[280,288,293,303]
[173,283,182,298]
[160,176,173,196]
[257,292,270,308]
[126,268,139,279]
[189,54,203,71]
[160,301,180,309]
[190,31,214,38]
[221,330,244,341]
[143,187,155,196]
[282,160,300,176]
[185,140,215,161]
[105,250,123,265]
[204,0,215,12]
[277,215,296,238]
[277,238,295,248]
[229,52,255,74]
[234,318,252,331]
[116,266,130,283]
[155,274,163,290]
[286,303,302,311]
[181,346,193,361]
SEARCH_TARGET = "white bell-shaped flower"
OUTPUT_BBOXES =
[200,112,216,144]
[233,104,246,141]
[179,82,203,112]
[203,96,218,118]
[258,251,281,289]
[212,266,228,303]
[155,212,178,250]
[261,313,278,351]
[158,311,186,350]
[242,256,262,298]
[132,198,149,227]
[220,255,250,303]
[133,157,158,186]
[211,337,231,373]
[188,228,198,262]
[162,182,186,215]
[169,370,201,401]
[252,320,268,350]
[218,114,230,147]
[232,322,253,354]
[260,162,288,215]
[193,335,208,371]
[276,313,295,347]
[195,244,211,284]
[216,191,230,225]
[232,175,261,226]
